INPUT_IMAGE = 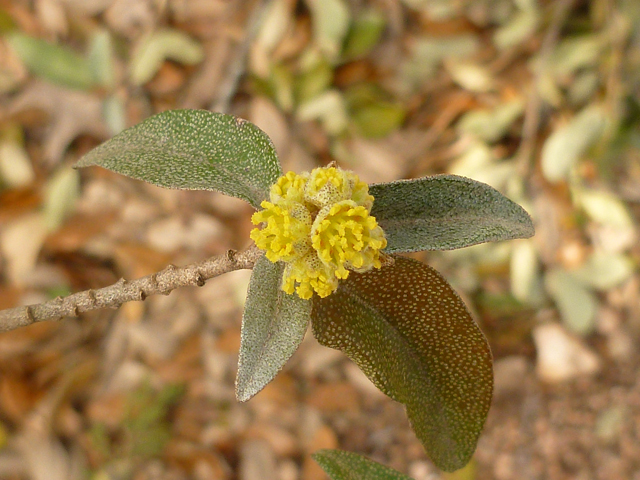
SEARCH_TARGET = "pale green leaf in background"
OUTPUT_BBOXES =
[294,53,333,105]
[342,9,386,60]
[251,0,295,80]
[570,251,634,291]
[448,142,516,191]
[535,72,564,108]
[545,35,605,80]
[568,71,600,106]
[102,95,127,136]
[236,255,311,401]
[306,0,351,61]
[545,268,597,336]
[400,0,457,20]
[493,2,540,50]
[456,99,525,143]
[297,90,349,135]
[510,239,544,306]
[351,102,406,139]
[400,35,479,91]
[369,175,534,253]
[75,110,282,209]
[44,167,80,231]
[88,30,115,89]
[269,63,296,112]
[0,140,33,188]
[595,405,627,444]
[255,0,294,54]
[448,141,495,179]
[575,188,634,228]
[0,123,34,188]
[313,449,414,480]
[541,105,606,182]
[413,35,480,60]
[7,32,94,90]
[445,60,494,93]
[312,257,493,472]
[129,29,204,85]
[1,212,48,285]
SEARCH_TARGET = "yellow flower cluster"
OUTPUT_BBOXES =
[250,166,387,299]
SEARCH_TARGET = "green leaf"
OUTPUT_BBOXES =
[342,9,386,60]
[43,166,80,231]
[103,95,127,135]
[88,30,115,88]
[7,32,95,90]
[351,102,406,139]
[306,0,351,61]
[541,105,606,182]
[75,110,282,209]
[493,7,540,50]
[445,60,494,93]
[370,175,534,253]
[544,268,597,336]
[312,449,414,480]
[312,257,493,472]
[344,83,406,138]
[294,56,333,105]
[129,29,204,85]
[570,251,634,291]
[297,90,349,135]
[236,255,311,401]
[546,35,604,79]
[456,100,524,143]
[576,188,633,228]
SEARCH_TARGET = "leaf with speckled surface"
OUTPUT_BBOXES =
[312,257,493,472]
[236,255,311,402]
[370,175,534,253]
[312,449,414,480]
[75,110,282,209]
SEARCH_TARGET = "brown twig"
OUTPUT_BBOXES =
[0,246,263,333]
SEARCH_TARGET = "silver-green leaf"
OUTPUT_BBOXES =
[312,257,493,472]
[370,174,534,253]
[236,255,311,401]
[75,110,282,209]
[312,449,414,480]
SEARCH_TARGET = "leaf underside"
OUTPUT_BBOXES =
[312,256,493,472]
[370,174,534,253]
[75,109,282,209]
[312,449,415,480]
[236,255,311,401]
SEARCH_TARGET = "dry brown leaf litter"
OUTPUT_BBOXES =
[0,1,639,479]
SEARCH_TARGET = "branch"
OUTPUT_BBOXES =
[0,246,264,333]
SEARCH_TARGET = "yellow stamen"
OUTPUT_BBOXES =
[251,166,386,298]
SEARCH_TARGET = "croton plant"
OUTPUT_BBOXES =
[76,109,534,476]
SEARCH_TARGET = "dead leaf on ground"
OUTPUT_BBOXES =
[7,81,110,165]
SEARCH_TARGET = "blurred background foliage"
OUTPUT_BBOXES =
[0,0,639,479]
